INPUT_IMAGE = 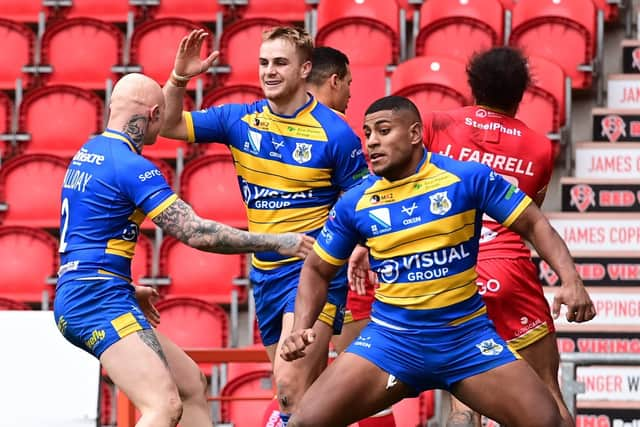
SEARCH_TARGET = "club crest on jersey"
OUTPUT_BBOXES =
[245,129,262,153]
[429,191,451,215]
[292,142,312,164]
[569,184,596,212]
[476,339,504,356]
[601,114,626,142]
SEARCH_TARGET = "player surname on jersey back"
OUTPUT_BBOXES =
[438,144,535,177]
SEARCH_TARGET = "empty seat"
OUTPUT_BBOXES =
[390,56,472,113]
[0,226,58,304]
[345,65,388,133]
[41,18,123,89]
[0,91,13,159]
[17,85,103,157]
[155,297,228,348]
[59,0,132,23]
[415,0,504,61]
[0,0,45,23]
[149,0,223,22]
[130,232,152,284]
[225,344,271,381]
[180,154,247,229]
[220,370,274,427]
[158,236,247,303]
[232,0,309,24]
[392,391,435,426]
[315,0,401,66]
[202,84,263,108]
[217,18,285,86]
[0,19,35,90]
[516,55,567,142]
[509,0,599,90]
[144,95,195,160]
[0,297,31,310]
[130,18,213,90]
[0,154,68,228]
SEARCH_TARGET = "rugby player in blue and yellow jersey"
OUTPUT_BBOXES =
[282,96,595,427]
[161,28,370,425]
[54,73,313,427]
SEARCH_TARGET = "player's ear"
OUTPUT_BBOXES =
[408,121,423,146]
[301,60,312,79]
[329,73,339,89]
[149,105,161,123]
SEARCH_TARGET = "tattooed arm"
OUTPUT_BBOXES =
[153,198,314,257]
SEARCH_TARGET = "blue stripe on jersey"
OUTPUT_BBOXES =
[315,150,532,329]
[58,129,176,285]
[188,95,369,270]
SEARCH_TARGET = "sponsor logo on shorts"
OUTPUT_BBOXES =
[85,329,106,350]
[57,316,68,335]
[354,335,372,349]
[476,338,504,356]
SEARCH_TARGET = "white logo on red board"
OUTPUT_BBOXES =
[569,184,596,212]
[632,47,640,70]
[538,260,559,286]
[601,115,626,142]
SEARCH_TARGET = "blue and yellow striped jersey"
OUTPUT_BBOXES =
[57,129,176,285]
[186,96,369,270]
[314,150,532,330]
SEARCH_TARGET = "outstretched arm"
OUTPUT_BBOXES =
[153,198,313,258]
[508,203,595,323]
[162,29,219,141]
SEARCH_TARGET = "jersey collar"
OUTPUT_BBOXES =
[266,93,316,119]
[102,129,140,154]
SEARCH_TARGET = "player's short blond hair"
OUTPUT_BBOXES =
[262,26,314,64]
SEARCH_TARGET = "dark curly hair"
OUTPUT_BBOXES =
[467,47,531,112]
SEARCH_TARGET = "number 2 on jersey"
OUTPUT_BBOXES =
[59,197,69,253]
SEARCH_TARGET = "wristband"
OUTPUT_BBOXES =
[171,69,191,82]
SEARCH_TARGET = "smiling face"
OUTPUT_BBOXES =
[259,38,310,104]
[363,108,423,181]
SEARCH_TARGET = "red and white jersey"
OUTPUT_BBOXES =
[423,105,554,260]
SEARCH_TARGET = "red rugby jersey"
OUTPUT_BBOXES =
[423,105,554,260]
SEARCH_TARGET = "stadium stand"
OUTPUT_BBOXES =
[229,0,309,24]
[143,94,195,160]
[146,0,224,23]
[0,18,36,90]
[0,0,45,23]
[54,0,133,23]
[0,154,68,228]
[40,18,124,89]
[0,91,13,158]
[0,296,31,310]
[130,232,152,284]
[0,225,57,305]
[219,369,274,427]
[155,297,229,348]
[16,85,103,157]
[202,83,263,108]
[392,391,435,427]
[414,0,505,61]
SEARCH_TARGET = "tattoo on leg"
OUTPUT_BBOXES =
[137,329,169,367]
[122,114,147,151]
[446,410,475,427]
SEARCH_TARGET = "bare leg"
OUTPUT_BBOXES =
[331,318,369,354]
[518,333,574,427]
[156,331,211,427]
[452,359,561,427]
[447,396,481,427]
[100,329,183,427]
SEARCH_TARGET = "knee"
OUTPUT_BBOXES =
[179,370,208,402]
[165,395,184,427]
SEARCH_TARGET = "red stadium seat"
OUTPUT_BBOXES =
[390,56,472,114]
[202,84,263,108]
[0,92,13,159]
[158,236,247,303]
[415,0,504,61]
[0,226,58,304]
[220,370,275,427]
[225,344,271,381]
[180,154,247,229]
[59,0,133,23]
[217,18,285,86]
[392,391,435,426]
[509,0,600,90]
[345,65,388,134]
[17,85,103,157]
[148,0,223,22]
[0,297,31,310]
[516,55,567,141]
[232,0,309,24]
[0,19,35,90]
[0,154,68,228]
[130,232,152,284]
[145,95,195,160]
[316,0,401,66]
[130,18,213,90]
[155,297,229,348]
[0,0,45,23]
[41,18,123,89]
[592,0,619,23]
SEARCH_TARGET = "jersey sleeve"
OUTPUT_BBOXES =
[118,156,177,219]
[472,164,532,227]
[313,192,361,266]
[183,103,242,144]
[329,126,370,191]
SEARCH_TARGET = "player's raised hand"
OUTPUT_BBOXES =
[276,233,315,259]
[173,29,219,79]
[280,329,315,361]
[552,277,596,323]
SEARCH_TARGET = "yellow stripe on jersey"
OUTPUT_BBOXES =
[240,103,329,142]
[102,131,137,153]
[97,269,130,282]
[230,146,332,191]
[111,312,143,338]
[147,194,178,219]
[502,195,532,227]
[313,242,347,266]
[367,209,476,259]
[448,305,487,327]
[184,111,196,143]
[251,255,300,270]
[105,238,136,258]
[128,209,146,225]
[248,205,330,233]
[376,276,478,310]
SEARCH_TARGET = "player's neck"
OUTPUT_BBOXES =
[268,90,310,116]
[476,104,516,117]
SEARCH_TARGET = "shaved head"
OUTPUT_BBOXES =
[364,95,421,123]
[107,73,165,150]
